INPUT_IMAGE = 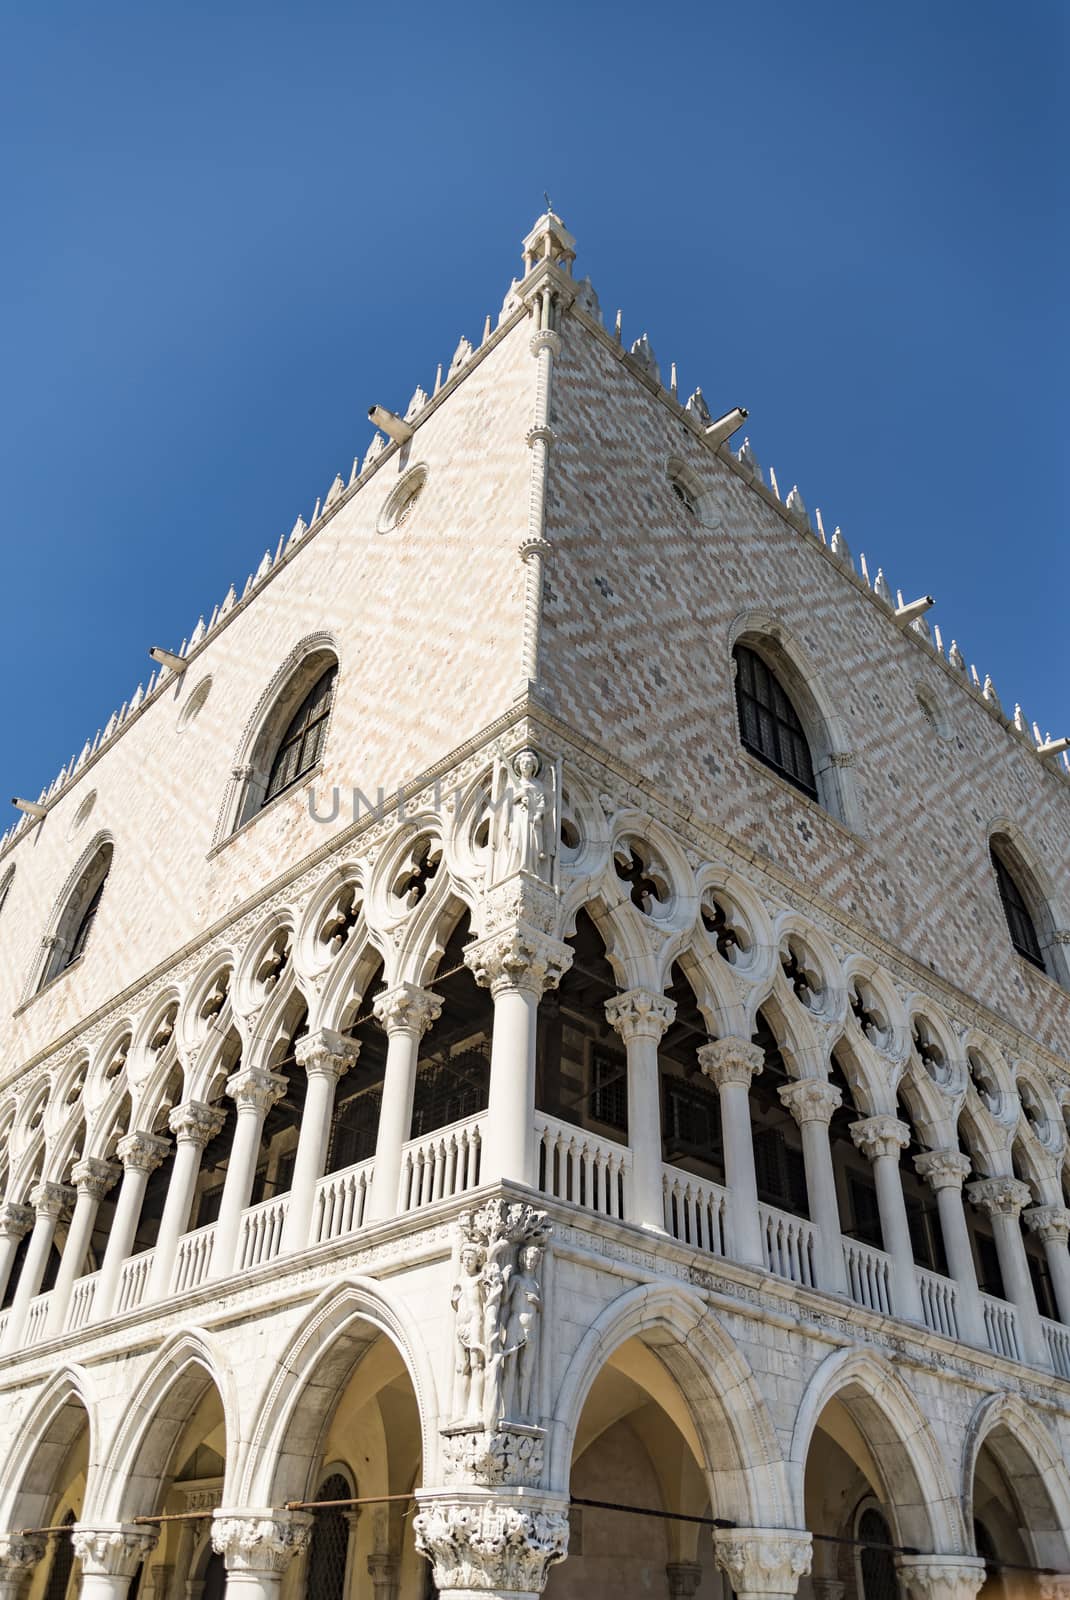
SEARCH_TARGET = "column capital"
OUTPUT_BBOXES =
[0,1535,44,1577]
[698,1037,765,1088]
[210,1509,313,1575]
[778,1078,842,1126]
[896,1555,987,1600]
[850,1115,911,1162]
[914,1149,972,1193]
[366,1552,400,1595]
[414,1493,569,1596]
[712,1528,812,1599]
[168,1100,226,1147]
[224,1067,288,1116]
[1039,1578,1070,1600]
[116,1131,171,1175]
[373,984,444,1039]
[604,988,676,1043]
[0,1203,34,1241]
[28,1181,76,1219]
[464,927,573,998]
[295,1027,362,1081]
[666,1562,704,1600]
[967,1176,1033,1219]
[1024,1204,1070,1245]
[72,1524,158,1578]
[70,1156,120,1201]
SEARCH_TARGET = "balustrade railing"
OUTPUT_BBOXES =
[843,1237,893,1315]
[917,1266,960,1341]
[173,1224,217,1295]
[24,1291,52,1346]
[662,1166,728,1256]
[760,1203,817,1289]
[399,1115,484,1213]
[981,1293,1021,1362]
[237,1194,289,1272]
[535,1114,630,1221]
[314,1159,374,1244]
[67,1272,99,1332]
[1043,1316,1070,1380]
[116,1250,155,1315]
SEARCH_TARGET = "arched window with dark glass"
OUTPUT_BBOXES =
[858,1508,898,1600]
[263,664,337,806]
[989,842,1044,969]
[734,644,817,800]
[40,841,113,990]
[305,1472,353,1600]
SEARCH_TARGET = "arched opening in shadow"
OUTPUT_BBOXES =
[4,1387,89,1600]
[969,1410,1070,1591]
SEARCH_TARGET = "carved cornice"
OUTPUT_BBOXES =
[604,988,676,1044]
[778,1078,842,1127]
[913,1149,972,1193]
[295,1028,361,1081]
[967,1176,1033,1218]
[72,1525,158,1578]
[210,1511,313,1574]
[373,984,443,1040]
[168,1100,227,1147]
[698,1037,765,1089]
[850,1115,911,1162]
[712,1528,812,1597]
[413,1495,569,1595]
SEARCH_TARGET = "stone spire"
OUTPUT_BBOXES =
[521,208,576,277]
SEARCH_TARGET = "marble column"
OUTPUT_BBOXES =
[1,1182,74,1351]
[414,1493,570,1599]
[368,986,443,1222]
[93,1133,171,1322]
[896,1554,987,1600]
[46,1157,119,1335]
[849,1116,924,1321]
[712,1528,812,1600]
[0,1203,34,1308]
[464,928,573,1188]
[698,1038,766,1267]
[209,1068,287,1280]
[72,1525,158,1600]
[146,1102,226,1299]
[281,1030,361,1249]
[778,1078,848,1294]
[968,1177,1051,1367]
[211,1510,312,1600]
[604,989,676,1231]
[913,1149,986,1347]
[0,1534,44,1600]
[1024,1205,1070,1326]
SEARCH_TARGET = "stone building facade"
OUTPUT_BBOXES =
[0,212,1067,1600]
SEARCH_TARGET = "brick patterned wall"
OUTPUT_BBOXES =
[540,314,1070,1057]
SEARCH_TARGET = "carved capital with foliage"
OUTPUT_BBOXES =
[414,1493,569,1595]
[712,1529,812,1598]
[211,1511,313,1574]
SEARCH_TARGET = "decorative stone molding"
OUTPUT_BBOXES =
[0,1204,34,1241]
[168,1100,226,1148]
[528,329,562,360]
[913,1149,972,1193]
[698,1037,765,1089]
[224,1066,287,1117]
[0,1535,44,1577]
[413,1495,569,1595]
[1038,1577,1070,1600]
[366,1552,401,1599]
[464,928,572,999]
[518,537,552,565]
[373,984,443,1039]
[28,1181,76,1219]
[1024,1204,1070,1244]
[665,1562,704,1599]
[451,1200,551,1429]
[70,1155,120,1201]
[604,988,677,1044]
[441,1424,545,1487]
[115,1132,171,1176]
[778,1078,842,1127]
[967,1176,1033,1219]
[896,1555,987,1600]
[712,1529,812,1599]
[295,1027,361,1081]
[210,1511,313,1574]
[849,1115,911,1162]
[72,1525,159,1578]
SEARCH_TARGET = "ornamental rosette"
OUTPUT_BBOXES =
[210,1512,313,1574]
[413,1498,569,1594]
[712,1528,812,1597]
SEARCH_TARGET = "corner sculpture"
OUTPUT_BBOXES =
[451,1198,550,1429]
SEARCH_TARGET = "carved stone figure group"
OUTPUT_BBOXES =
[451,1200,550,1429]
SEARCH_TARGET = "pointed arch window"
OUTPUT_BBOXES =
[263,664,337,806]
[40,841,113,989]
[734,644,817,800]
[989,843,1044,969]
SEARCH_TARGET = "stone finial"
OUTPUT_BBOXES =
[873,569,893,604]
[628,333,661,384]
[948,639,966,672]
[698,1037,765,1088]
[829,526,851,566]
[982,675,1002,713]
[1014,703,1029,735]
[414,1495,569,1596]
[785,486,808,526]
[713,1528,812,1599]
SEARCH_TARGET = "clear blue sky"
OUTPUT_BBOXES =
[1,1,1065,806]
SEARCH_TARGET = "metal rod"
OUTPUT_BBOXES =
[571,1495,732,1529]
[132,1510,217,1525]
[285,1492,417,1511]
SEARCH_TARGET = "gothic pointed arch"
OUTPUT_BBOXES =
[987,826,1064,983]
[962,1391,1070,1572]
[30,834,114,996]
[0,1364,96,1532]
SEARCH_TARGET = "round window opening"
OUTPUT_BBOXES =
[378,465,428,534]
[67,790,97,840]
[178,676,213,733]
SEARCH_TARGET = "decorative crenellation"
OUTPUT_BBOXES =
[413,1495,569,1596]
[712,1528,812,1598]
[210,1511,313,1574]
[72,1525,159,1578]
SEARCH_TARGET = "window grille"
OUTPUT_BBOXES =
[847,1173,883,1249]
[306,1473,352,1600]
[196,1186,224,1229]
[410,1048,490,1138]
[328,1089,382,1170]
[734,645,818,800]
[974,1232,1005,1300]
[663,1077,722,1161]
[589,1046,628,1132]
[263,665,337,805]
[754,1127,809,1217]
[858,1509,898,1600]
[989,846,1044,968]
[905,1195,946,1274]
[44,1511,76,1600]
